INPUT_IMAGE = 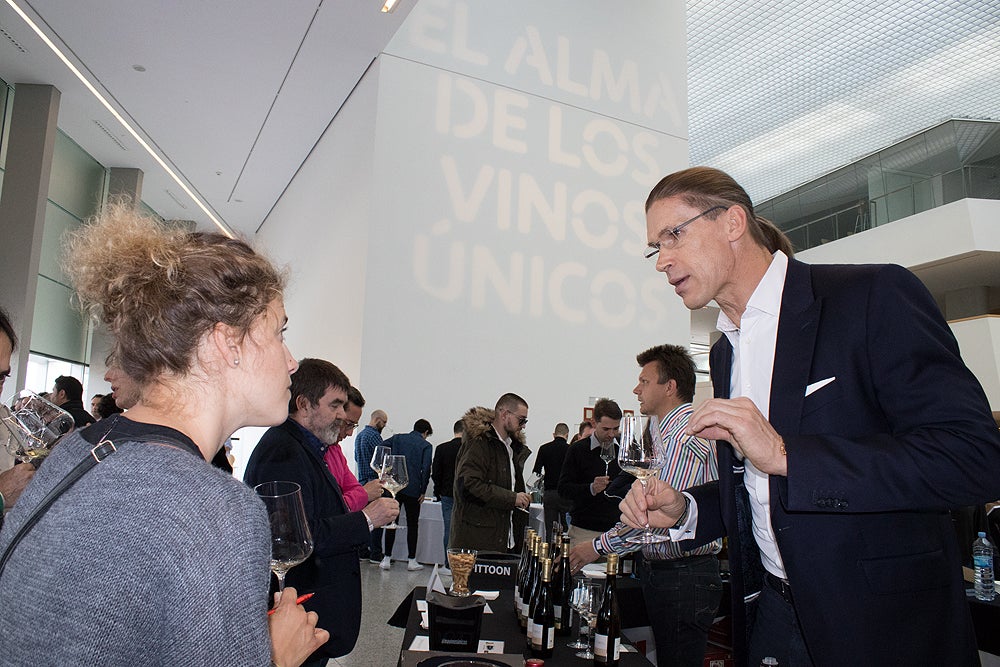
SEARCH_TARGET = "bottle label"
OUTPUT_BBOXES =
[593,634,619,661]
[553,605,562,628]
[545,626,554,649]
[974,554,992,568]
[528,620,539,642]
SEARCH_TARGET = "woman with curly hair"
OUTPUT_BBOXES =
[0,203,327,666]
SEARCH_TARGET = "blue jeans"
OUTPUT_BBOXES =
[440,495,454,553]
[638,554,723,667]
[747,582,815,666]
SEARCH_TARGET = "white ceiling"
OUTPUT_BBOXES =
[2,0,998,236]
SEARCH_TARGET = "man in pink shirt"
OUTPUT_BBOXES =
[324,386,382,512]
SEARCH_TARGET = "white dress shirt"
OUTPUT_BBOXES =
[669,251,790,580]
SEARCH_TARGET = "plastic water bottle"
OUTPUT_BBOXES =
[973,531,996,602]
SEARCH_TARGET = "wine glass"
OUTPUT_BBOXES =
[380,455,409,529]
[254,481,314,591]
[618,414,669,544]
[599,440,616,475]
[567,577,591,649]
[570,578,604,658]
[369,444,391,476]
[2,390,74,464]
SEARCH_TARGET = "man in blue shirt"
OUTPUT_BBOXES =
[353,409,389,563]
[381,419,433,570]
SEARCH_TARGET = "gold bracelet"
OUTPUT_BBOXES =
[778,436,786,456]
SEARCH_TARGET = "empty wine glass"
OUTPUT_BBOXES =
[2,390,74,464]
[379,455,409,529]
[254,481,314,591]
[369,444,391,476]
[619,414,669,544]
[570,577,604,658]
[567,576,591,649]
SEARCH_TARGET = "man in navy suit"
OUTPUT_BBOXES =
[245,359,398,665]
[622,167,1000,666]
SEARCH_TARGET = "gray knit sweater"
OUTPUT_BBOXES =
[0,428,272,666]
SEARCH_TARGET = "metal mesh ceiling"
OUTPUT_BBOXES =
[687,0,1000,203]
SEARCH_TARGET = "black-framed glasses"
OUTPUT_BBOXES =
[644,205,726,263]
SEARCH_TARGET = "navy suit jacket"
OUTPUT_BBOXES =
[244,418,370,659]
[684,258,1000,666]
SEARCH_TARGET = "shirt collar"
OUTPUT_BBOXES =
[494,426,512,447]
[292,419,328,458]
[717,250,789,333]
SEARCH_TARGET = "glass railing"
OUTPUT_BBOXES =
[780,164,1000,251]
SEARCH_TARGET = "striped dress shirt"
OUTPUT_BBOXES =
[594,403,721,559]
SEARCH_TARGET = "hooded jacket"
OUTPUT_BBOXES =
[449,406,530,553]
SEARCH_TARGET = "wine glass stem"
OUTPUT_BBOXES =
[640,478,653,535]
[276,571,286,592]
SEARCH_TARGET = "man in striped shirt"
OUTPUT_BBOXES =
[570,344,722,667]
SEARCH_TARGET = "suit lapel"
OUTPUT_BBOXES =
[286,420,349,513]
[769,258,821,438]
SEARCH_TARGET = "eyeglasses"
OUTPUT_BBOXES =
[506,410,528,426]
[343,420,359,430]
[644,205,726,263]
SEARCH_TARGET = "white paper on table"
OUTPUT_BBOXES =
[474,590,500,600]
[477,640,504,653]
[408,636,430,651]
[416,600,428,612]
[483,603,492,614]
[427,564,447,595]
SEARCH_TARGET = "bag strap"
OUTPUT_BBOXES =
[0,427,194,579]
[0,439,117,577]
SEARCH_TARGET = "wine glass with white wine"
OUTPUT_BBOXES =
[379,455,409,530]
[618,414,669,544]
[599,440,616,475]
[254,481,314,591]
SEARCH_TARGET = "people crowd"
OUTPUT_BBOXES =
[1,165,999,667]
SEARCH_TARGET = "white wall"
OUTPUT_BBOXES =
[254,0,691,474]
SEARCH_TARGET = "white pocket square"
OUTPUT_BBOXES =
[805,376,836,397]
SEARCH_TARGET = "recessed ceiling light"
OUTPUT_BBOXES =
[132,64,146,72]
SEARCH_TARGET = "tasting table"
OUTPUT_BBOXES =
[392,585,654,666]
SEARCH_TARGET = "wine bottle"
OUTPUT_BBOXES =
[520,535,539,629]
[530,557,556,658]
[526,542,549,645]
[515,530,535,622]
[593,553,621,666]
[555,534,573,635]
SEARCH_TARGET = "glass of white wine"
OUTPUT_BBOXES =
[380,455,409,530]
[618,414,669,544]
[2,390,74,464]
[599,441,616,475]
[254,481,314,591]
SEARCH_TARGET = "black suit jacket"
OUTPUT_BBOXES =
[244,418,370,659]
[684,259,1000,666]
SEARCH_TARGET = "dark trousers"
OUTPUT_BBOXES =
[384,493,422,559]
[440,495,454,553]
[747,580,815,666]
[638,554,723,667]
[542,489,571,537]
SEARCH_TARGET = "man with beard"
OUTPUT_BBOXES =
[245,358,398,665]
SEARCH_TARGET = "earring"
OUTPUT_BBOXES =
[233,358,240,366]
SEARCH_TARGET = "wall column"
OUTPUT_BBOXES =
[0,83,60,397]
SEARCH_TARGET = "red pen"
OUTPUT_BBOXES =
[267,592,315,615]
